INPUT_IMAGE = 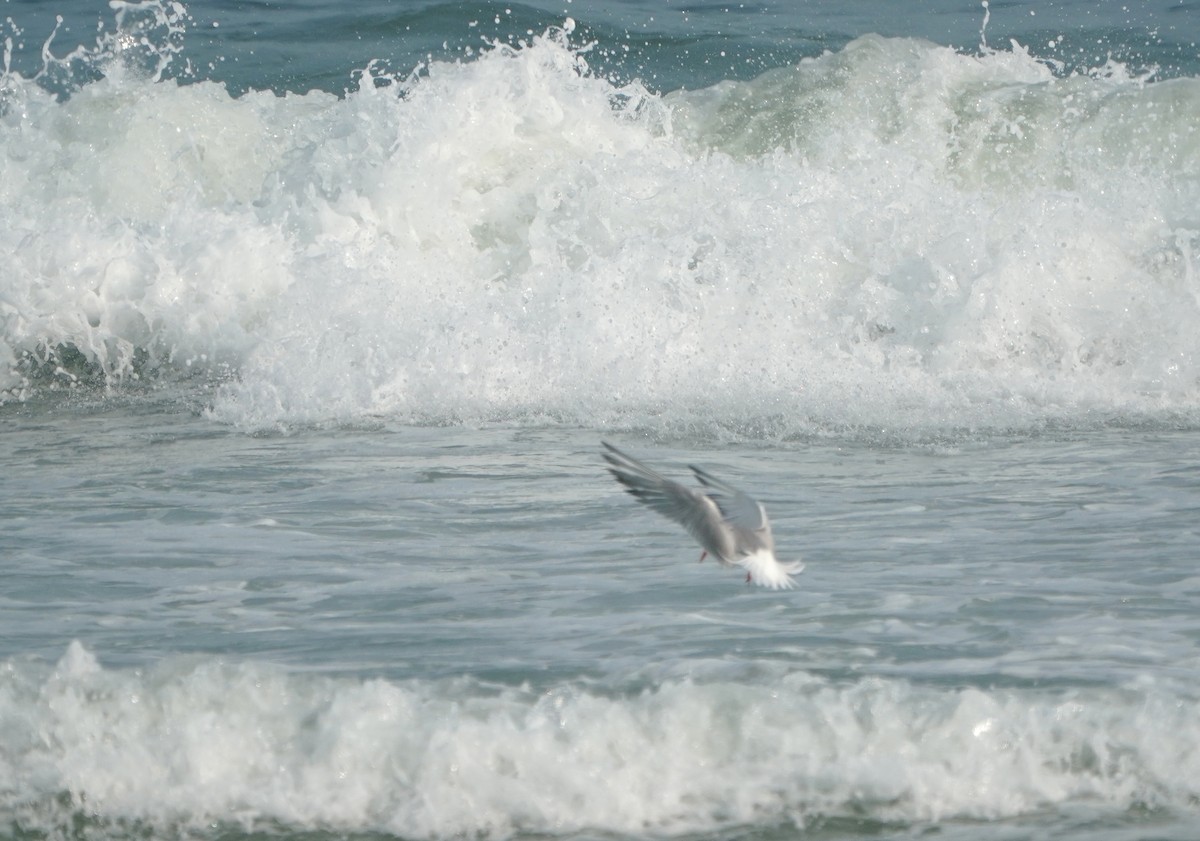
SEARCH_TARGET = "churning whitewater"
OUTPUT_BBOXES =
[2,5,1199,433]
[6,641,1200,839]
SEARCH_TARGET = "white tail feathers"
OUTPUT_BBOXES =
[738,550,805,590]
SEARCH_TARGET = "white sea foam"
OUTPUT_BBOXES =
[3,642,1199,839]
[2,14,1199,434]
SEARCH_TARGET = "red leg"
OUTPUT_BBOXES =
[699,550,707,563]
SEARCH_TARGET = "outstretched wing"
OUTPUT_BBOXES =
[602,442,735,562]
[689,464,774,556]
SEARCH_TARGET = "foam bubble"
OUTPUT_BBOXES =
[4,643,1200,838]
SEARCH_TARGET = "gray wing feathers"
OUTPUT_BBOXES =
[602,442,736,562]
[690,466,768,529]
[690,464,774,553]
[603,442,777,561]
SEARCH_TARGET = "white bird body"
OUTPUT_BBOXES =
[602,442,804,590]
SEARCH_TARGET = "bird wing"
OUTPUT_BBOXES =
[689,464,775,556]
[602,442,736,562]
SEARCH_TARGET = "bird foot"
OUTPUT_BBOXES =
[745,572,751,584]
[699,551,707,563]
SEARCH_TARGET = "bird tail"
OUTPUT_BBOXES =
[739,551,805,590]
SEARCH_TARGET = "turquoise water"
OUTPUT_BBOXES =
[3,2,1200,839]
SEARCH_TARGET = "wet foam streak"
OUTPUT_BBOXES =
[4,642,1199,838]
[2,10,1200,433]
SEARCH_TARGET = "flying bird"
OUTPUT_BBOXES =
[602,441,804,590]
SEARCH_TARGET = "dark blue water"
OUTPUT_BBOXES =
[5,0,1198,97]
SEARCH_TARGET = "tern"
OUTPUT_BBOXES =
[602,442,804,590]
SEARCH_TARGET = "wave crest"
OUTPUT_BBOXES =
[6,643,1200,839]
[3,18,1199,435]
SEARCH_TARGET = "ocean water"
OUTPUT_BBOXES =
[3,1,1200,839]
